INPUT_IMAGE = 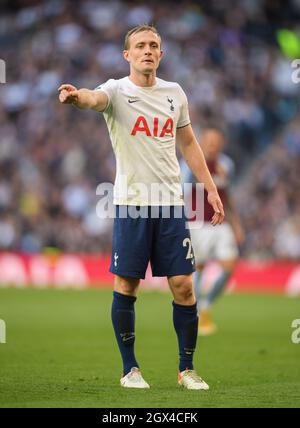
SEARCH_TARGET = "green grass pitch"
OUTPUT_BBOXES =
[0,288,300,408]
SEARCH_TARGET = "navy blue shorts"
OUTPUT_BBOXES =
[110,206,195,279]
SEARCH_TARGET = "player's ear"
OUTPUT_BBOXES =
[123,50,130,63]
[160,50,164,59]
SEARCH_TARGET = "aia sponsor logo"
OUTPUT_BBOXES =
[131,116,174,137]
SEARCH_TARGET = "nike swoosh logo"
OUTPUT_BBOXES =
[128,99,140,103]
[122,336,135,342]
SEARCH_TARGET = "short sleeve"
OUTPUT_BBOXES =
[94,79,118,112]
[177,84,191,129]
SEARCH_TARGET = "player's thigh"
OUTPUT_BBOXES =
[215,223,239,263]
[188,222,216,265]
[151,206,195,277]
[110,206,152,279]
[219,259,236,272]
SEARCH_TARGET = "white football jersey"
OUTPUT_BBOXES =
[95,77,190,206]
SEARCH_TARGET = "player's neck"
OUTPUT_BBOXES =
[128,71,157,88]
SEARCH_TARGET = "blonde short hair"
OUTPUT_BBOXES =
[124,25,161,50]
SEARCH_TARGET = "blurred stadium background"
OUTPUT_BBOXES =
[0,0,300,408]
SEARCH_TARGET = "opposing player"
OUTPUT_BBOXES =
[182,127,244,335]
[58,25,224,390]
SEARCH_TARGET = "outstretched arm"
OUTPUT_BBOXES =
[58,84,108,112]
[177,124,225,225]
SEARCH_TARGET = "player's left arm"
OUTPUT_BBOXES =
[177,124,225,225]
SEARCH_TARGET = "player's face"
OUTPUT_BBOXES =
[123,31,163,75]
[201,130,225,160]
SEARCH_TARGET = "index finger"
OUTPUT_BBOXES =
[58,84,76,92]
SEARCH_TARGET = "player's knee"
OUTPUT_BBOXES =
[114,276,140,296]
[179,284,194,302]
[196,263,205,271]
[171,277,194,303]
[220,259,236,272]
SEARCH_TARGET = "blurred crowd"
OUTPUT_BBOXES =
[0,0,300,258]
[236,118,300,259]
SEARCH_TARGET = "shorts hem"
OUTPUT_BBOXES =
[152,267,195,277]
[109,268,146,279]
